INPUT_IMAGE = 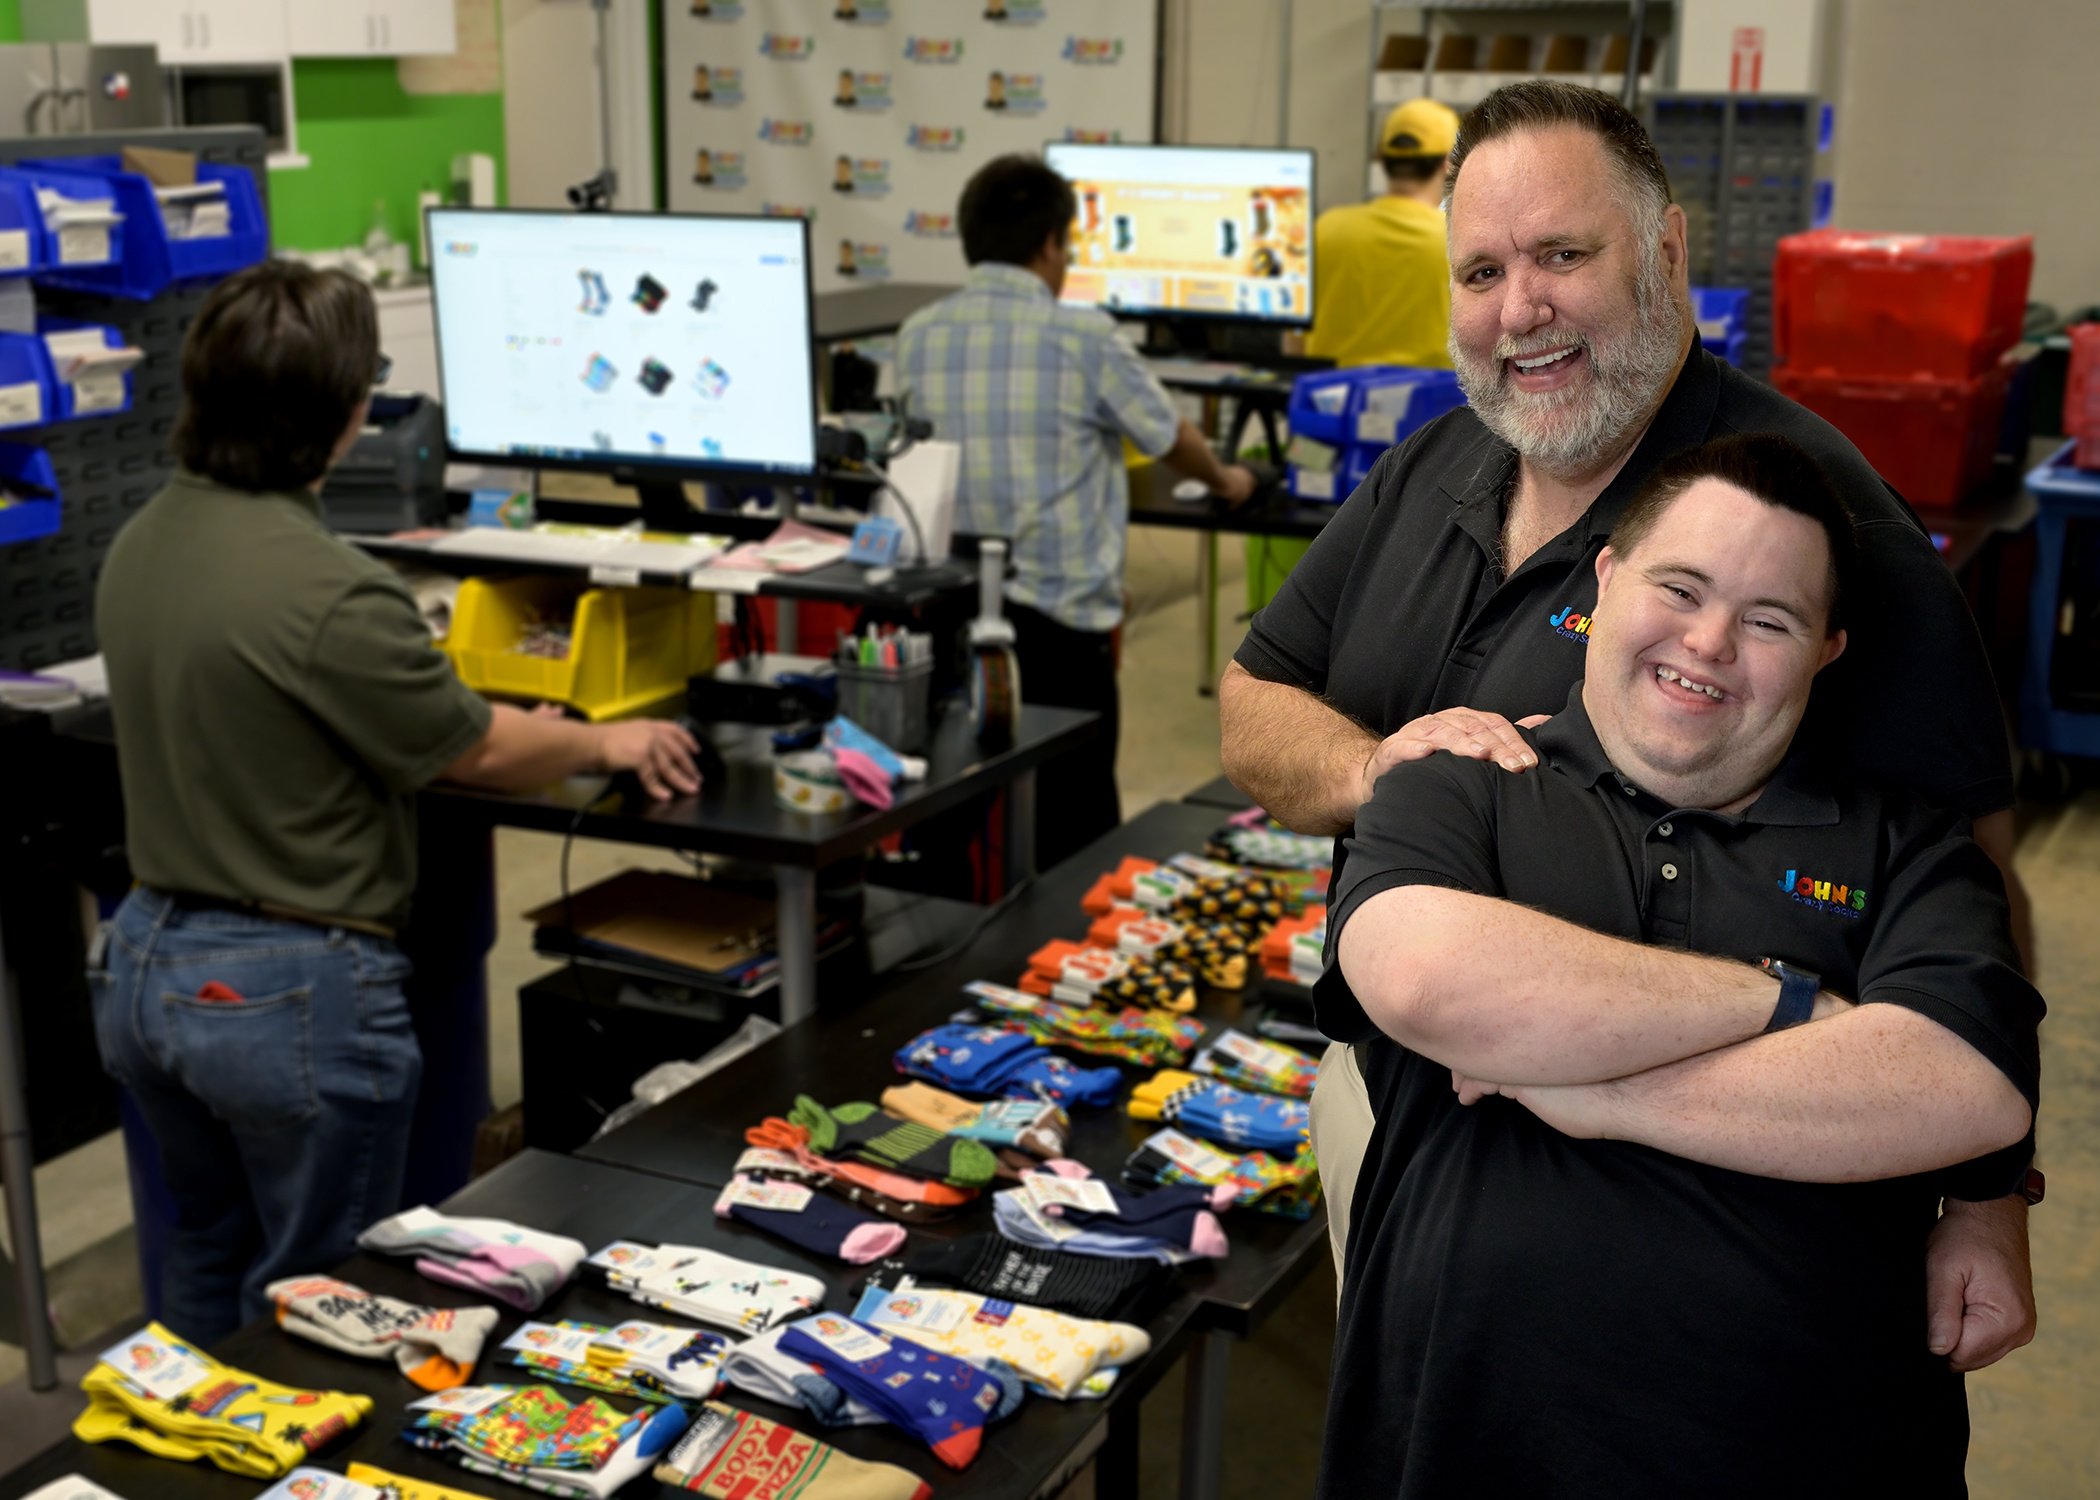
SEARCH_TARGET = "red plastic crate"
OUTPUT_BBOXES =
[1774,230,2033,380]
[2064,323,2100,470]
[1774,363,2009,507]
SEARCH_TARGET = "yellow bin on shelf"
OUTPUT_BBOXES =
[444,575,717,721]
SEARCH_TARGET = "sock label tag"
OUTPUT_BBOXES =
[1112,915,1186,955]
[98,1328,212,1401]
[408,1384,512,1417]
[251,1468,373,1499]
[1022,1171,1119,1216]
[589,1241,673,1278]
[504,1322,599,1362]
[1213,1030,1296,1078]
[735,1147,812,1178]
[973,1298,1016,1326]
[796,1314,892,1363]
[1001,1188,1081,1243]
[1144,1128,1238,1183]
[964,979,1049,1012]
[854,1282,970,1336]
[720,1175,814,1214]
[1055,947,1132,992]
[662,1405,741,1479]
[979,1099,1052,1135]
[1132,869,1196,910]
[1169,853,1242,882]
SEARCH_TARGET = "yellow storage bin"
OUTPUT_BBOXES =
[445,575,717,722]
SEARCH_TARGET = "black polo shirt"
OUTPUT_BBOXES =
[1234,339,2013,826]
[1311,690,2044,1500]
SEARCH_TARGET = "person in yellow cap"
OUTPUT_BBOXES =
[1253,98,1462,610]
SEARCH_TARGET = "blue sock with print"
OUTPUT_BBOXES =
[776,1314,1019,1470]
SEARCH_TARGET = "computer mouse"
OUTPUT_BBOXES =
[1172,478,1210,502]
[607,715,724,802]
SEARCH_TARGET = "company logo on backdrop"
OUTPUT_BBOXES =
[982,0,1046,24]
[836,239,892,280]
[832,69,894,110]
[831,155,893,197]
[1061,37,1124,64]
[983,70,1045,113]
[831,0,892,23]
[761,201,817,221]
[1060,126,1124,144]
[689,64,744,105]
[906,124,967,152]
[759,118,814,146]
[904,210,958,238]
[902,36,966,64]
[690,149,748,190]
[687,0,745,19]
[759,33,816,59]
[442,241,478,257]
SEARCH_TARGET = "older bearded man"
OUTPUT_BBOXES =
[1218,80,2038,1371]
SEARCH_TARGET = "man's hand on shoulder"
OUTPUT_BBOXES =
[1926,1195,2037,1372]
[1361,707,1551,803]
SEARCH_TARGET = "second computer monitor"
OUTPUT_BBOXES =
[1044,142,1315,327]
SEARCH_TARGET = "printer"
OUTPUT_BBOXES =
[319,394,447,533]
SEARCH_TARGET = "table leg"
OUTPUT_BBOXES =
[774,866,818,1026]
[1178,1329,1231,1500]
[1096,1401,1142,1500]
[775,596,801,657]
[1196,531,1219,697]
[0,919,58,1390]
[1006,767,1037,886]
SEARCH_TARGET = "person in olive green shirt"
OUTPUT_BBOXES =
[91,260,699,1342]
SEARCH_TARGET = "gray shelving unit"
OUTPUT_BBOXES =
[1643,91,1819,379]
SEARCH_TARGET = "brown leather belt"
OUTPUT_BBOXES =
[160,889,397,942]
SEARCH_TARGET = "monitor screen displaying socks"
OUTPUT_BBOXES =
[1043,142,1316,328]
[426,207,819,480]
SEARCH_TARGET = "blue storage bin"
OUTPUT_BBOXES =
[38,318,135,421]
[0,172,46,277]
[1287,364,1466,502]
[0,332,55,432]
[0,443,61,546]
[22,154,264,299]
[2020,440,2100,760]
[0,163,123,274]
[1692,286,1751,365]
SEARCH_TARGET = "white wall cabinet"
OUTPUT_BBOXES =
[286,0,458,59]
[85,0,288,64]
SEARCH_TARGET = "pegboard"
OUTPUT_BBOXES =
[0,126,269,672]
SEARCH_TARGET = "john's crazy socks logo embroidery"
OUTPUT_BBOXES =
[1779,868,1868,916]
[1548,604,1594,641]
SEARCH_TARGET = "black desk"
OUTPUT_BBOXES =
[814,283,959,343]
[581,802,1329,1500]
[0,1149,1192,1500]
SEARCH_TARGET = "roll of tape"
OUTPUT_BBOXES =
[775,750,853,814]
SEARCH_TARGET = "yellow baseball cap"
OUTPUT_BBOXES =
[1381,98,1460,158]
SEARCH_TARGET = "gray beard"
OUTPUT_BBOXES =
[1451,255,1688,479]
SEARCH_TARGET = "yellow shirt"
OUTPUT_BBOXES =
[1305,194,1452,369]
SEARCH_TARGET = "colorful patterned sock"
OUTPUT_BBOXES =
[992,1186,1229,1262]
[1022,940,1197,1012]
[501,1321,729,1403]
[741,1129,979,1213]
[402,1385,689,1500]
[717,1325,885,1428]
[654,1402,934,1498]
[776,1316,1020,1471]
[268,1276,499,1391]
[1128,1070,1312,1155]
[1123,1129,1323,1219]
[346,1464,505,1500]
[878,1082,1069,1159]
[731,1144,968,1225]
[586,1241,824,1334]
[787,1097,997,1188]
[964,981,1205,1068]
[897,1232,1173,1322]
[73,1324,372,1480]
[850,1273,1149,1401]
[1188,1030,1320,1098]
[1086,907,1252,990]
[1168,872,1289,943]
[894,1024,1123,1109]
[357,1208,587,1312]
[712,1173,907,1263]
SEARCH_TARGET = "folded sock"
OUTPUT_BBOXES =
[268,1276,499,1391]
[776,1316,1020,1471]
[894,1024,1122,1109]
[993,1185,1228,1262]
[717,1325,886,1427]
[1169,871,1290,943]
[731,1144,965,1225]
[850,1273,1148,1401]
[1086,907,1252,991]
[897,1232,1174,1322]
[1188,1030,1319,1098]
[788,1096,997,1188]
[346,1464,505,1499]
[879,1082,1069,1160]
[502,1320,729,1403]
[713,1173,906,1263]
[73,1323,372,1480]
[401,1385,689,1500]
[654,1401,933,1498]
[357,1208,587,1312]
[964,981,1205,1069]
[587,1241,825,1334]
[256,1471,387,1500]
[742,1129,978,1212]
[1128,1070,1312,1155]
[1022,939,1197,1012]
[1124,1129,1323,1219]
[21,1481,132,1500]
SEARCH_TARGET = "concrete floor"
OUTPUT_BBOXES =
[4,526,2099,1492]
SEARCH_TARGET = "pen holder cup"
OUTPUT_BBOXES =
[833,656,933,754]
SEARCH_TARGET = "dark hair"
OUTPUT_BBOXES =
[959,153,1076,267]
[172,260,377,493]
[1609,433,1857,632]
[1446,79,1672,226]
[1382,152,1445,188]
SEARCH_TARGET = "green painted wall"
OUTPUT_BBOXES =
[269,59,504,253]
[0,5,19,42]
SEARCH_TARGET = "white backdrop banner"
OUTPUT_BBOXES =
[664,0,1160,294]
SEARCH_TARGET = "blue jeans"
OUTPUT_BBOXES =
[89,888,422,1344]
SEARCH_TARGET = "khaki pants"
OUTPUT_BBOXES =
[1311,1040,1375,1297]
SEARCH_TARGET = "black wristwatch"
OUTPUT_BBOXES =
[1758,956,1820,1032]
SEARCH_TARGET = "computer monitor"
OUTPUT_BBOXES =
[426,207,819,488]
[1042,142,1315,327]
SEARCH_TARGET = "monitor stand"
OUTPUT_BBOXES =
[632,480,698,533]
